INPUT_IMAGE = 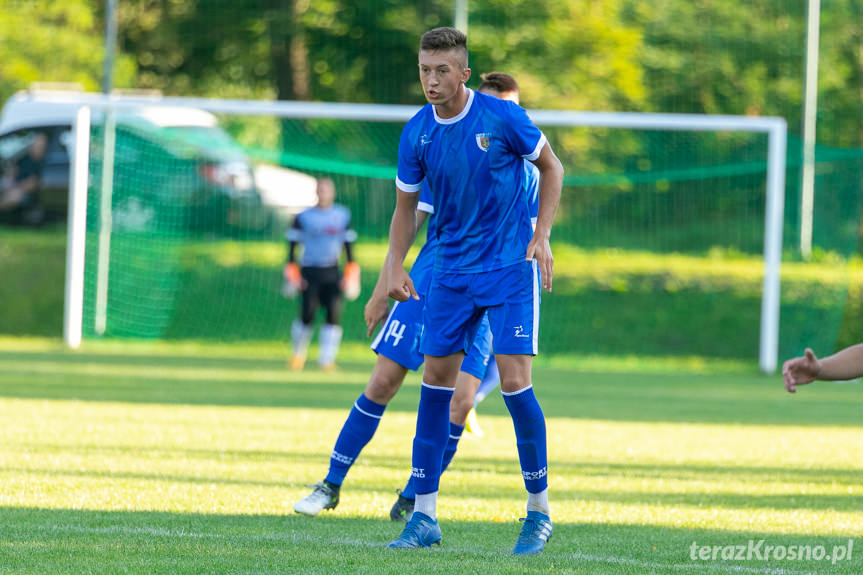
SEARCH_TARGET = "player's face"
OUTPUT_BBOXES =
[418,49,471,108]
[316,179,335,208]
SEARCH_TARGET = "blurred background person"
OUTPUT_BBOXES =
[0,132,47,223]
[283,177,359,371]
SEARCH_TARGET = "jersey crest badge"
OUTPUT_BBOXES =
[475,132,491,151]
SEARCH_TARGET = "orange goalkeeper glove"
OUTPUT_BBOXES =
[341,262,361,301]
[281,263,302,298]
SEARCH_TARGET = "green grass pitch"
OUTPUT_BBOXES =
[0,337,861,574]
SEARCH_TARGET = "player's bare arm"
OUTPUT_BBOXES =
[387,189,420,302]
[783,343,863,393]
[365,210,429,336]
[364,249,393,337]
[526,141,564,293]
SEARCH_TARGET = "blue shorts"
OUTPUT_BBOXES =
[421,260,540,357]
[370,296,425,371]
[371,296,494,376]
[460,314,493,379]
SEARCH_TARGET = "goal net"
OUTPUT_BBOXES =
[59,95,809,372]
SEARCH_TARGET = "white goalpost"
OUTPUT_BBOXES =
[62,94,786,373]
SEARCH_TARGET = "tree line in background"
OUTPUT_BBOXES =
[1,0,861,147]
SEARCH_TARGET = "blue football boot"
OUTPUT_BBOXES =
[387,511,441,548]
[512,511,553,555]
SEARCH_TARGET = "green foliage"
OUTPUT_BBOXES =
[1,0,861,147]
[0,0,135,103]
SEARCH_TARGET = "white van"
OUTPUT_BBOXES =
[0,89,269,232]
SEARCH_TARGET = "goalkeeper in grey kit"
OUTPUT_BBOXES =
[283,178,360,371]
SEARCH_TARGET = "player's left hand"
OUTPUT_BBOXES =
[364,293,389,338]
[526,234,553,293]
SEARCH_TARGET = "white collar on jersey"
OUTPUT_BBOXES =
[432,87,474,125]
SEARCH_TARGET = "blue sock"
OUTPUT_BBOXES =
[474,357,500,404]
[440,422,464,473]
[402,421,463,499]
[410,383,454,495]
[502,385,548,494]
[324,393,386,486]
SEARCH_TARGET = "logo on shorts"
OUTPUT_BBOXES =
[475,132,491,151]
[514,325,531,339]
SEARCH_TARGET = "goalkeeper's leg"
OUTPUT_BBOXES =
[290,280,318,370]
[319,277,344,369]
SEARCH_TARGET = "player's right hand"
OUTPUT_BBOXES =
[388,265,419,303]
[782,348,821,393]
[526,234,554,293]
[364,294,389,337]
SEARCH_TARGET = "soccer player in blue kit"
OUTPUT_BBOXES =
[386,28,563,554]
[393,71,540,502]
[293,73,538,522]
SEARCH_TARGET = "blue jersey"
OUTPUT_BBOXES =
[410,161,539,291]
[397,89,546,274]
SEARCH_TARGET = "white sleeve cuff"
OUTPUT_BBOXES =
[417,201,434,214]
[395,176,423,193]
[523,133,547,162]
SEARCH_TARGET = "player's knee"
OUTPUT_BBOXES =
[449,394,473,424]
[499,374,530,394]
[365,372,402,404]
[421,369,452,389]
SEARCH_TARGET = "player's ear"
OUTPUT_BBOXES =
[461,66,471,84]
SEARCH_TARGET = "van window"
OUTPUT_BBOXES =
[45,127,71,165]
[0,129,35,162]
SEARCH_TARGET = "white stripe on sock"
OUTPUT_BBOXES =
[352,402,382,420]
[501,384,533,397]
[421,381,455,392]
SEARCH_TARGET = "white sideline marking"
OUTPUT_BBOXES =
[18,524,807,574]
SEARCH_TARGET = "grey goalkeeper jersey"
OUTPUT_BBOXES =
[286,205,357,268]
